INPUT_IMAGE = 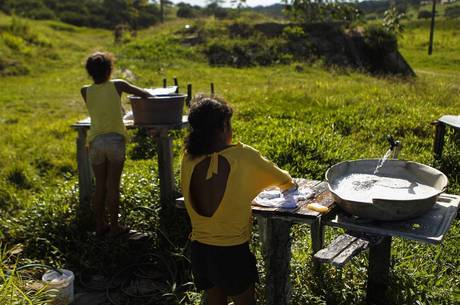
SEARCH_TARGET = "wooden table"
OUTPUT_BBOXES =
[71,115,188,223]
[251,179,335,305]
[323,193,460,305]
[433,115,460,160]
[252,180,459,305]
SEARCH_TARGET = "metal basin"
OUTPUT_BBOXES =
[326,159,448,221]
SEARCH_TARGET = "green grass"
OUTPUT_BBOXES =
[0,14,459,305]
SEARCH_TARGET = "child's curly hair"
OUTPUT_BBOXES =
[185,95,233,157]
[85,52,114,82]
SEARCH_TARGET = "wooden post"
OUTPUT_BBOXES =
[156,129,175,205]
[160,0,164,23]
[259,217,292,305]
[210,83,215,95]
[186,83,192,107]
[428,0,436,55]
[310,217,324,271]
[163,78,167,88]
[433,121,446,161]
[174,77,179,93]
[76,128,93,226]
[366,236,392,305]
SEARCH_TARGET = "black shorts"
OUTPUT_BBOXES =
[191,241,259,296]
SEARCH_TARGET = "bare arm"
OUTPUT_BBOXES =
[114,80,152,98]
[80,86,88,103]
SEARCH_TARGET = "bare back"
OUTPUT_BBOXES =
[190,155,230,217]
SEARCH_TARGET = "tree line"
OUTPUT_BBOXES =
[0,0,160,29]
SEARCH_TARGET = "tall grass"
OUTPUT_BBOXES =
[0,245,54,305]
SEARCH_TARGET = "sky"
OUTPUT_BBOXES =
[169,0,282,7]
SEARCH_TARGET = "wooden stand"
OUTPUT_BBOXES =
[72,116,188,226]
[432,115,460,161]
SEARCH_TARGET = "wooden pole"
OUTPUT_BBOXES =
[76,128,93,227]
[210,82,215,95]
[259,217,292,305]
[156,129,175,205]
[163,78,167,88]
[310,217,325,272]
[428,0,436,55]
[174,77,179,93]
[160,0,164,23]
[186,83,192,107]
[367,236,392,305]
[433,121,446,161]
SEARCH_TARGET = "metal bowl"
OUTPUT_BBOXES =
[326,159,448,221]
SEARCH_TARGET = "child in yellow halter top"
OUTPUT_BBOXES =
[80,51,151,237]
[181,96,296,305]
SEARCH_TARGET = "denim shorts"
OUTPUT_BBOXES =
[191,241,259,296]
[89,133,126,165]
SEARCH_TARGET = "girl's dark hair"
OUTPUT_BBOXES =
[185,95,233,157]
[85,52,114,82]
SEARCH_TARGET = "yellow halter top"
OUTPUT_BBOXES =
[85,80,128,143]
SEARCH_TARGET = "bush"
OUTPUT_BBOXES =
[1,32,30,53]
[177,4,198,18]
[58,11,88,27]
[228,22,253,38]
[364,25,398,54]
[0,57,30,76]
[206,42,234,66]
[445,6,460,19]
[418,10,432,19]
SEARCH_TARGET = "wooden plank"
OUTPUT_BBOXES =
[314,234,358,262]
[332,238,369,267]
[297,182,335,217]
[367,236,392,305]
[72,115,188,130]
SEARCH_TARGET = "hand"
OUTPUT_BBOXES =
[282,182,298,195]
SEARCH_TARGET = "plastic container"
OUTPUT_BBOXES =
[129,93,187,125]
[42,269,74,305]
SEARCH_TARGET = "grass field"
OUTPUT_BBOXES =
[0,12,459,305]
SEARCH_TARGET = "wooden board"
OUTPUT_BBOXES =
[252,180,336,220]
[71,115,188,130]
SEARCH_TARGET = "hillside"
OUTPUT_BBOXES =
[1,13,459,305]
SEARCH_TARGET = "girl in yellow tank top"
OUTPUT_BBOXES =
[181,96,295,304]
[80,51,152,237]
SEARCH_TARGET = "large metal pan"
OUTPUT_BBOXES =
[326,159,448,221]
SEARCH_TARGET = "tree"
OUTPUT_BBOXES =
[282,0,361,24]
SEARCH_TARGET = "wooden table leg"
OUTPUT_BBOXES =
[76,128,93,226]
[311,217,325,271]
[259,217,292,305]
[366,236,392,305]
[156,130,175,205]
[433,121,446,161]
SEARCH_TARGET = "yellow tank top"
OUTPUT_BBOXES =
[181,142,294,246]
[85,80,128,143]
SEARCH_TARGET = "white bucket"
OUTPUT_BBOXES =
[42,269,74,305]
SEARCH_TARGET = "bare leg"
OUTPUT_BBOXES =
[231,285,256,305]
[92,161,108,235]
[106,160,125,233]
[204,287,228,305]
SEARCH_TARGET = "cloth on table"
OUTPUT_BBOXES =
[254,188,315,209]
